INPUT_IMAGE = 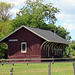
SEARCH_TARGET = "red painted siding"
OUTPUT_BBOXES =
[7,27,63,62]
[8,27,42,62]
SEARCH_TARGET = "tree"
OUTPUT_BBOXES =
[65,41,75,57]
[9,0,71,41]
[9,0,71,39]
[9,0,59,30]
[23,0,59,24]
[0,2,13,21]
[0,43,8,58]
[0,19,12,58]
[0,2,13,58]
[0,20,11,39]
[56,26,71,40]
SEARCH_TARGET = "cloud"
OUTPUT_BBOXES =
[9,8,19,16]
[61,0,75,7]
[62,23,75,31]
[56,13,75,31]
[66,20,75,23]
[52,0,75,32]
[56,13,75,21]
[50,0,75,13]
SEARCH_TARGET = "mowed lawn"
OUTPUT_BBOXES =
[0,63,74,75]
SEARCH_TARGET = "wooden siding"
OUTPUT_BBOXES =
[6,27,63,62]
[8,27,42,61]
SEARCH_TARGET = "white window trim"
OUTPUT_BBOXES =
[21,42,27,53]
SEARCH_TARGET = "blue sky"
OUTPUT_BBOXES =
[0,0,75,40]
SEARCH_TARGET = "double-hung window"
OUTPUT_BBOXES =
[21,42,27,53]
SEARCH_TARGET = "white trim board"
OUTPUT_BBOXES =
[9,39,18,42]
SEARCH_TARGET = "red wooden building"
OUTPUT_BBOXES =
[0,25,69,61]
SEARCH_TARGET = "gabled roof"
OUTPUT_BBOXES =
[0,25,70,44]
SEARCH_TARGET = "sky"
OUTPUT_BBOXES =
[0,0,75,40]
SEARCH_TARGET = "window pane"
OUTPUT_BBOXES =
[21,42,27,53]
[22,44,25,51]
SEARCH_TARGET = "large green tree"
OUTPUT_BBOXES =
[9,0,59,29]
[0,2,13,58]
[9,0,71,40]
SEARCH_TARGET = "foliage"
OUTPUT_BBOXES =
[65,41,75,57]
[9,0,59,30]
[0,2,13,21]
[18,0,59,24]
[0,2,13,58]
[0,19,12,58]
[56,26,71,40]
[0,43,8,58]
[9,0,71,41]
[47,25,71,40]
[0,20,11,39]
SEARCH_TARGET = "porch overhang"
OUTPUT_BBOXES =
[41,41,67,50]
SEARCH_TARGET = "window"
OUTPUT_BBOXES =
[21,42,27,53]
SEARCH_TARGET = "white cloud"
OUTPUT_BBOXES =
[9,8,19,15]
[66,20,75,23]
[50,0,75,11]
[61,0,75,7]
[66,20,72,23]
[56,13,75,22]
[53,0,75,32]
[62,23,75,31]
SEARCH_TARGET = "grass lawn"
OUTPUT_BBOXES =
[0,63,74,75]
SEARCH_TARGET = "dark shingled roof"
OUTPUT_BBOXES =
[27,26,70,44]
[0,25,70,44]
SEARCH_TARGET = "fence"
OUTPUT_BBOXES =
[0,58,75,75]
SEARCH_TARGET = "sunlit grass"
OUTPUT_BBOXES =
[0,63,74,75]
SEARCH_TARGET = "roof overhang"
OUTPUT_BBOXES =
[0,25,70,45]
[0,25,49,42]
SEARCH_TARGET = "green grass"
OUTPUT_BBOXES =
[0,63,74,75]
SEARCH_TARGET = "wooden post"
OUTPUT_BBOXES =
[2,58,4,66]
[48,63,51,75]
[12,59,14,65]
[52,56,54,64]
[73,63,75,75]
[10,68,13,75]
